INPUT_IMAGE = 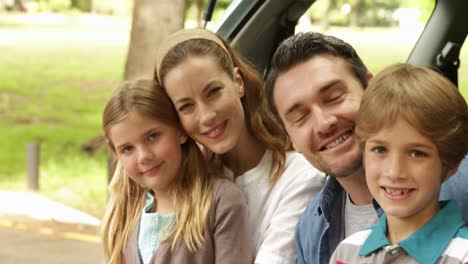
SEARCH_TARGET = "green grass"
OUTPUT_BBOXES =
[1,15,467,219]
[0,15,129,218]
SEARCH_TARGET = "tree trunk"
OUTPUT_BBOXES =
[124,0,186,80]
[13,0,27,12]
[319,0,337,32]
[194,0,203,27]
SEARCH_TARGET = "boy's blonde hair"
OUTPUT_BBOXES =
[356,64,468,170]
[155,29,291,186]
[101,80,214,264]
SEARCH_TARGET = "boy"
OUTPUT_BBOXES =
[330,64,468,263]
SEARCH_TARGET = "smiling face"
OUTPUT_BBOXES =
[364,115,449,224]
[273,54,365,177]
[109,112,187,194]
[163,55,246,155]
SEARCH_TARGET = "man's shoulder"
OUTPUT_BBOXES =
[296,188,326,231]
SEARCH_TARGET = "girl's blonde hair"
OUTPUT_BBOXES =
[156,30,291,185]
[101,80,214,264]
[356,64,468,170]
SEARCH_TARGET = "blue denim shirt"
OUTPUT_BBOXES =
[295,155,468,264]
[440,155,468,223]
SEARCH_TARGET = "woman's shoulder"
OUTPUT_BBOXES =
[211,177,244,201]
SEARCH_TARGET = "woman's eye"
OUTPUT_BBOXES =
[178,103,193,112]
[208,87,222,97]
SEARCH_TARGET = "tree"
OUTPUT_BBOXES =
[124,0,186,80]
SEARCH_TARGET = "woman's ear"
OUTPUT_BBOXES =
[233,67,245,98]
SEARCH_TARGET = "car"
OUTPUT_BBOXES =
[213,0,467,87]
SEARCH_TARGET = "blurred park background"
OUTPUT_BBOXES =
[0,0,467,220]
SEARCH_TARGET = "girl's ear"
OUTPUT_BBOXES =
[178,132,188,145]
[233,67,245,98]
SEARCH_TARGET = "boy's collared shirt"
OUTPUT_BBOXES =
[295,157,468,264]
[331,201,468,264]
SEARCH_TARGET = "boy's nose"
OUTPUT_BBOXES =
[384,155,406,180]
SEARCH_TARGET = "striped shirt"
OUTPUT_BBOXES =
[330,201,468,264]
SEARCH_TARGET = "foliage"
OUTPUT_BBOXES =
[70,0,92,12]
[308,0,434,27]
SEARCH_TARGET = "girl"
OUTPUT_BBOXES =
[101,80,252,264]
[154,28,325,263]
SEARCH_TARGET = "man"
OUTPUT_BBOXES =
[264,32,468,264]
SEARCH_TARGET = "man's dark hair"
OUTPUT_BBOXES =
[265,32,369,123]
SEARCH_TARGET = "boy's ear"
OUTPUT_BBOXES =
[442,162,461,182]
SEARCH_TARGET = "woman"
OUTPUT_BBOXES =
[154,28,325,263]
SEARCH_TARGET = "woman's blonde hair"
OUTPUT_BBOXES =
[156,30,291,185]
[101,80,214,264]
[356,64,468,169]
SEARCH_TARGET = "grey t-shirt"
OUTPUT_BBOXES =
[344,193,379,238]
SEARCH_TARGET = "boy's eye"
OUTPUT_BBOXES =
[371,146,387,154]
[410,150,427,158]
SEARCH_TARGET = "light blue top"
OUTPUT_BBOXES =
[138,192,175,264]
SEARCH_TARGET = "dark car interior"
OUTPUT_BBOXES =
[213,0,467,88]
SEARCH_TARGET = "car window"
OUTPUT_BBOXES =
[459,43,468,98]
[296,0,466,99]
[297,0,433,75]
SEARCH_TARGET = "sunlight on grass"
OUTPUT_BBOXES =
[41,154,108,218]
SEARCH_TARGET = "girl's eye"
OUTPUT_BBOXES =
[122,146,133,154]
[410,150,427,158]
